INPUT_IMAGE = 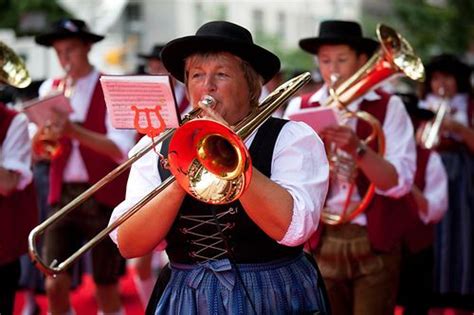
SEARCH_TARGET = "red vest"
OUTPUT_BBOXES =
[48,77,129,207]
[301,89,418,252]
[0,105,38,265]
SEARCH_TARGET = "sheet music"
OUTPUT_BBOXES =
[22,92,73,127]
[287,106,340,133]
[100,75,180,131]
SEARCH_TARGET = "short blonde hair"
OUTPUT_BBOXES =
[184,52,263,109]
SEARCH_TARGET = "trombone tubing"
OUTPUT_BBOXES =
[28,126,176,275]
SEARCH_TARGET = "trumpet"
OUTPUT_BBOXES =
[320,24,424,225]
[419,88,448,149]
[31,64,74,160]
[28,72,312,275]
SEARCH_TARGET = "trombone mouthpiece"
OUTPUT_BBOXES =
[200,95,216,108]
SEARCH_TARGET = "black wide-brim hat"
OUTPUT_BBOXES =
[35,18,104,47]
[299,20,379,56]
[161,21,281,84]
[138,44,166,60]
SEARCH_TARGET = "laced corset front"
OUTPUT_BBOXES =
[177,204,238,261]
[163,118,302,264]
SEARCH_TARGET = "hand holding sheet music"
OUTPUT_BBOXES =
[100,75,180,137]
[22,92,73,127]
[287,105,340,133]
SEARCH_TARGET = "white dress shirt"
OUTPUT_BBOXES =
[419,151,448,224]
[285,86,416,226]
[0,112,33,189]
[109,120,329,248]
[39,69,136,183]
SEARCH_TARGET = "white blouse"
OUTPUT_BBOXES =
[0,112,33,189]
[109,120,330,248]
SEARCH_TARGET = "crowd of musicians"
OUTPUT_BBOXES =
[0,16,473,315]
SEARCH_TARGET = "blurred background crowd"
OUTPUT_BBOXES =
[1,0,473,94]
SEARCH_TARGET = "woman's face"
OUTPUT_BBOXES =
[185,52,251,125]
[430,71,458,98]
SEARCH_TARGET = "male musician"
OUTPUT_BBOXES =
[109,20,330,314]
[34,18,136,315]
[0,99,37,315]
[285,20,417,315]
[138,44,190,116]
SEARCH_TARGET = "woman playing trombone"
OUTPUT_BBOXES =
[109,20,330,314]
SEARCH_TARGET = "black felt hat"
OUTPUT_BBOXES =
[299,20,379,56]
[424,53,472,94]
[426,54,471,78]
[160,21,281,84]
[35,18,104,47]
[138,44,166,60]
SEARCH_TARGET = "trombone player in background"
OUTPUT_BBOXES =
[0,41,37,315]
[109,20,331,314]
[418,54,474,312]
[284,20,417,315]
[33,18,136,315]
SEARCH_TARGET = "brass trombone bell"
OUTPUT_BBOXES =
[168,119,252,204]
[0,41,31,88]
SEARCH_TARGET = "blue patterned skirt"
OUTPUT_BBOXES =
[155,253,328,314]
[434,149,474,295]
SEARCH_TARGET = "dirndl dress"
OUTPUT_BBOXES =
[155,252,329,314]
[433,149,474,295]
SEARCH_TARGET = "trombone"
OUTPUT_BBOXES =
[28,72,312,275]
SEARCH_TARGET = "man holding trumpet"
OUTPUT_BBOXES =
[109,20,330,314]
[34,18,136,315]
[284,20,417,315]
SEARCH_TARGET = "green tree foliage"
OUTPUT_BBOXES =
[392,0,474,60]
[254,31,315,77]
[0,0,71,36]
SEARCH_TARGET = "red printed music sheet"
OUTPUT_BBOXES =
[100,75,180,135]
[287,105,340,133]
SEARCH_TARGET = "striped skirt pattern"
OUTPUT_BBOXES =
[155,253,328,314]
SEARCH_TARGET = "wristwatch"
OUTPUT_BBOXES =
[355,141,368,160]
